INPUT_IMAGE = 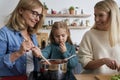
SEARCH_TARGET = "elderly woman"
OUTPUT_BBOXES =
[0,0,44,79]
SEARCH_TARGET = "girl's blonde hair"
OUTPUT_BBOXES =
[49,21,73,45]
[93,0,120,47]
[6,0,44,34]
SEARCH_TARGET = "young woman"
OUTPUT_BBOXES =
[41,21,78,80]
[0,0,44,79]
[78,0,120,74]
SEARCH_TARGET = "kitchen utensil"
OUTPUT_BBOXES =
[65,54,76,61]
[40,54,51,65]
[40,59,67,80]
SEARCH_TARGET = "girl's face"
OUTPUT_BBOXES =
[94,8,110,31]
[53,28,68,44]
[20,7,42,28]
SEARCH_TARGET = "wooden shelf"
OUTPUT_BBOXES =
[44,14,91,30]
[42,26,91,30]
[68,26,91,29]
[45,14,91,18]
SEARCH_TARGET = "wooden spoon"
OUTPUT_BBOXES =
[40,54,51,65]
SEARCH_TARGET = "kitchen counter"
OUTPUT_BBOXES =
[74,74,114,80]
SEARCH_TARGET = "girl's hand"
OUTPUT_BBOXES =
[31,46,42,58]
[59,42,67,53]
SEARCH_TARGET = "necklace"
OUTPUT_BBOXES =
[21,30,31,41]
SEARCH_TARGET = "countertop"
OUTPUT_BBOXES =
[74,74,115,80]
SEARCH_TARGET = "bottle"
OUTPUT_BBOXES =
[80,20,84,26]
[51,9,53,14]
[86,20,90,26]
[81,9,83,14]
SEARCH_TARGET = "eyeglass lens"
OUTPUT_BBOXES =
[31,10,43,18]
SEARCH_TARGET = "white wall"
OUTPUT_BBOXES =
[41,0,99,26]
[40,0,120,26]
[0,0,120,45]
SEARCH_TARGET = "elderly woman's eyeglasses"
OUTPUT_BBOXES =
[29,10,43,19]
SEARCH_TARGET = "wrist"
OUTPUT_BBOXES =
[101,58,106,64]
[15,51,22,57]
[10,51,23,62]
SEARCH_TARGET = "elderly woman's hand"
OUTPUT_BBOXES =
[18,39,34,55]
[31,46,42,58]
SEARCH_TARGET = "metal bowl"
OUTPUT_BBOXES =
[39,59,68,80]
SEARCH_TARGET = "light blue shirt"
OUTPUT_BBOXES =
[0,26,39,76]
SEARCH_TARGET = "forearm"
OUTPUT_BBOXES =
[10,51,23,62]
[84,58,105,70]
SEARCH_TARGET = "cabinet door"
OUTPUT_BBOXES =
[36,33,48,48]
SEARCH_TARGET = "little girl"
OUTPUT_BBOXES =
[41,21,78,80]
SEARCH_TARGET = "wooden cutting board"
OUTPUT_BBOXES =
[94,75,112,80]
[74,74,113,80]
[75,74,94,80]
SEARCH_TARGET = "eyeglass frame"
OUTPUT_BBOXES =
[27,9,43,19]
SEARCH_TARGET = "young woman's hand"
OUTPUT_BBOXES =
[117,65,120,72]
[103,58,119,70]
[59,42,67,53]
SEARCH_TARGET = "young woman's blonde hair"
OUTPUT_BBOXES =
[93,0,120,47]
[6,0,44,34]
[49,21,73,45]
